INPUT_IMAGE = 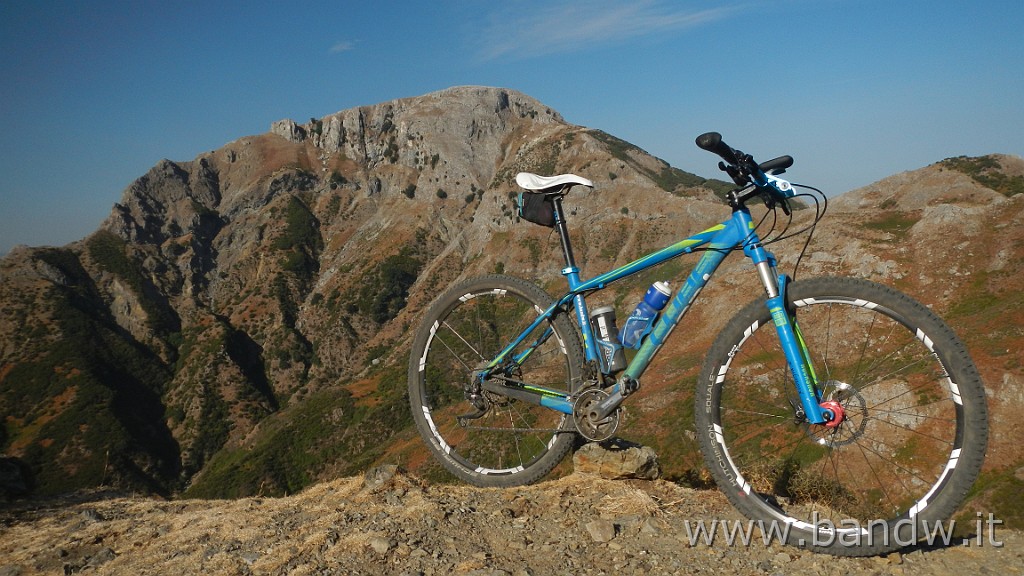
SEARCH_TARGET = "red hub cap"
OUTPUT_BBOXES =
[819,400,846,429]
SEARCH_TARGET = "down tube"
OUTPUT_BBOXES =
[623,248,729,382]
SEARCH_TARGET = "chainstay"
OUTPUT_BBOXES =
[459,424,566,433]
[459,371,596,434]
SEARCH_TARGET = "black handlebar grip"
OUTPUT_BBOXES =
[695,131,721,150]
[695,132,738,164]
[759,155,794,174]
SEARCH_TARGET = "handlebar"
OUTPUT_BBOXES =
[696,132,796,213]
[695,132,741,165]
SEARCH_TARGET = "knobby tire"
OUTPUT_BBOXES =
[696,277,987,556]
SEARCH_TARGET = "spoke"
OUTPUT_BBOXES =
[853,431,905,516]
[721,406,792,422]
[854,351,939,394]
[509,409,524,468]
[819,304,834,383]
[725,414,799,447]
[720,405,790,428]
[860,412,956,447]
[851,317,908,383]
[849,307,879,387]
[863,377,950,411]
[866,405,955,425]
[847,433,944,489]
[434,329,481,373]
[471,298,489,362]
[866,384,954,411]
[821,438,847,517]
[444,314,490,362]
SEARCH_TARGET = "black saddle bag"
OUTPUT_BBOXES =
[517,192,555,227]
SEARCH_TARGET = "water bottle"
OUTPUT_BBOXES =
[590,306,627,374]
[619,281,671,349]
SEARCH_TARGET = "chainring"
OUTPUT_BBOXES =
[573,388,620,442]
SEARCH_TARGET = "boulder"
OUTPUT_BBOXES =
[572,440,661,480]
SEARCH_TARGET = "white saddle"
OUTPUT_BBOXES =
[515,172,593,192]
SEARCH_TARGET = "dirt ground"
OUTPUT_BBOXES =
[1,471,1021,576]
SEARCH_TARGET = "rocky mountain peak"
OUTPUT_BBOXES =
[268,86,562,186]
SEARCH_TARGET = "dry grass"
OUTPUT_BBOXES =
[599,487,665,517]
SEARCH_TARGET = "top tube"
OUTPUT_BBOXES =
[559,207,760,304]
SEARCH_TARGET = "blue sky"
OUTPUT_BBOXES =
[2,1,1022,254]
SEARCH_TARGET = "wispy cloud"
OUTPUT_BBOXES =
[329,40,356,54]
[478,1,741,61]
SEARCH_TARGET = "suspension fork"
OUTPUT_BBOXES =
[754,256,827,424]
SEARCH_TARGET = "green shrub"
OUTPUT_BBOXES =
[328,170,348,189]
[940,155,1024,196]
[348,249,423,324]
[271,196,322,277]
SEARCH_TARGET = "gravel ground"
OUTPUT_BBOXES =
[1,470,1021,576]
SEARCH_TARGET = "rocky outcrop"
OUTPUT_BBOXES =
[573,441,661,480]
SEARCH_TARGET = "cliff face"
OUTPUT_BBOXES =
[0,86,729,497]
[0,86,1021,508]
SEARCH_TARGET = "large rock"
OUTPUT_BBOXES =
[573,440,661,480]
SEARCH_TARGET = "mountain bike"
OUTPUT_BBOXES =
[407,132,988,556]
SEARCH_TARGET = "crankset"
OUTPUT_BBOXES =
[573,388,621,442]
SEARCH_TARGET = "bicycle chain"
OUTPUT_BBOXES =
[459,365,603,435]
[458,423,565,433]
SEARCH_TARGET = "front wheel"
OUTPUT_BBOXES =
[696,277,987,556]
[408,275,584,487]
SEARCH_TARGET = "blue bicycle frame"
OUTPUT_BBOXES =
[479,201,828,425]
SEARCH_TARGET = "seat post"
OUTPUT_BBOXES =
[551,192,593,365]
[551,194,578,270]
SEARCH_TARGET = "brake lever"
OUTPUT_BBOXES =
[779,197,792,216]
[764,173,793,216]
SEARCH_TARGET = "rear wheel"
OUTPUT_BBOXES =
[696,277,987,556]
[408,275,584,487]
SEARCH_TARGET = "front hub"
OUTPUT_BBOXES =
[819,400,846,429]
